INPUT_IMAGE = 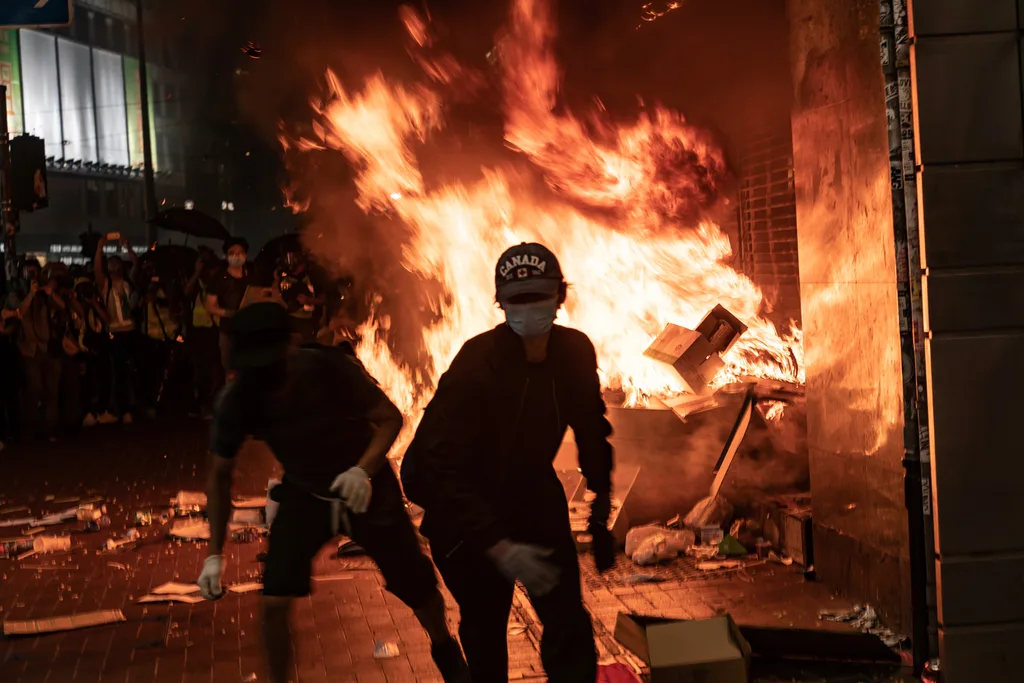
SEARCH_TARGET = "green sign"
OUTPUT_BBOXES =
[0,29,23,135]
[123,56,159,172]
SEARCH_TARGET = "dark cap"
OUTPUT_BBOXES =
[223,236,249,253]
[494,242,563,302]
[225,302,290,369]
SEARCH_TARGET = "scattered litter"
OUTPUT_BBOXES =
[3,609,126,636]
[625,525,694,566]
[373,640,399,658]
[311,572,358,582]
[769,551,794,566]
[33,535,71,553]
[228,582,263,594]
[171,491,206,515]
[135,511,153,526]
[22,526,47,536]
[818,604,907,648]
[233,497,266,509]
[107,562,128,571]
[0,505,30,515]
[51,496,80,505]
[76,505,101,522]
[44,494,55,502]
[231,508,263,525]
[699,525,724,547]
[105,530,140,552]
[620,573,667,585]
[17,548,38,561]
[718,535,747,557]
[695,559,743,571]
[151,582,200,595]
[30,506,80,527]
[1,537,35,559]
[170,519,210,540]
[0,516,37,528]
[137,593,206,604]
[242,674,258,683]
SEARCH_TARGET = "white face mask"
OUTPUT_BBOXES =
[503,299,558,338]
[227,255,246,268]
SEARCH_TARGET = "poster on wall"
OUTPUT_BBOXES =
[0,29,23,135]
[123,56,159,172]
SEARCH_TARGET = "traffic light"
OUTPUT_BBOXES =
[10,135,48,212]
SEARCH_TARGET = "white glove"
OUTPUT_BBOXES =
[198,555,225,600]
[330,467,372,514]
[490,540,561,597]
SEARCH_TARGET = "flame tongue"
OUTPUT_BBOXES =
[287,0,803,425]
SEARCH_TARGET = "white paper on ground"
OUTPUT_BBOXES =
[3,609,126,636]
[0,517,37,528]
[151,582,200,595]
[169,519,210,540]
[232,497,267,509]
[228,582,263,594]
[137,593,206,604]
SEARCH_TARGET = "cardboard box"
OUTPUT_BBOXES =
[615,613,751,682]
[644,324,724,393]
[696,305,748,354]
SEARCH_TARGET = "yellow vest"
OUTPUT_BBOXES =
[193,283,215,328]
[146,293,179,340]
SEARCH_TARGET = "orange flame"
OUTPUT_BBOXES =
[287,0,803,427]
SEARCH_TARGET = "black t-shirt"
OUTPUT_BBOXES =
[214,270,251,314]
[210,347,386,495]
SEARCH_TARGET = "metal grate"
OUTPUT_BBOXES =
[737,129,801,325]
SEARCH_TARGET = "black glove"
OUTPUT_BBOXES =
[590,522,616,572]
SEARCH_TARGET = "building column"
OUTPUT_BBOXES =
[908,1,1024,680]
[787,0,912,633]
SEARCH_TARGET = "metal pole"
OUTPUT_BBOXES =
[136,0,158,244]
[0,85,18,283]
[880,0,938,675]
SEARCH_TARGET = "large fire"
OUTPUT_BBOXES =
[283,0,803,429]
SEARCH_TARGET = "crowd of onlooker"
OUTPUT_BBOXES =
[0,234,351,450]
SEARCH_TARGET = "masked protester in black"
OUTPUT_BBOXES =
[199,301,469,683]
[402,242,615,683]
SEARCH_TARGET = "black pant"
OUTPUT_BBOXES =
[263,467,438,606]
[21,352,61,436]
[188,326,222,411]
[108,330,140,416]
[141,336,173,413]
[432,513,597,683]
[81,343,111,417]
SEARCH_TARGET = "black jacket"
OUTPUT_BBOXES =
[401,323,613,555]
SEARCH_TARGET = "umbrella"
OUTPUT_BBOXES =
[148,208,230,242]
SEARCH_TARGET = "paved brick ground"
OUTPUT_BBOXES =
[0,419,912,683]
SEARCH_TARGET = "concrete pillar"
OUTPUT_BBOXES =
[787,0,912,633]
[908,1,1024,680]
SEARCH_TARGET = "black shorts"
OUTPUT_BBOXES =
[262,466,438,607]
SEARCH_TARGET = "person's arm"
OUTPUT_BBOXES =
[122,238,141,281]
[206,290,228,319]
[568,334,613,502]
[94,238,108,291]
[206,392,245,556]
[17,282,38,314]
[324,346,406,475]
[567,333,616,571]
[400,340,508,552]
[206,454,235,556]
[185,259,203,298]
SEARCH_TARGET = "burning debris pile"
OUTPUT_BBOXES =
[281,0,804,424]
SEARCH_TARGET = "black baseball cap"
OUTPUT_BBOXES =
[494,242,563,302]
[225,302,290,369]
